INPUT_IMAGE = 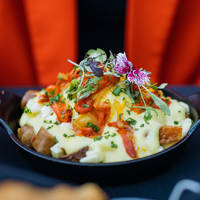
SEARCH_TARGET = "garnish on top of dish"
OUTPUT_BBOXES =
[18,49,192,163]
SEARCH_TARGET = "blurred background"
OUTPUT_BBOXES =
[0,0,199,86]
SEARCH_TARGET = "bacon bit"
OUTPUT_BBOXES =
[46,85,59,95]
[98,75,119,91]
[94,102,111,127]
[38,94,49,103]
[108,120,137,159]
[76,127,95,137]
[74,102,111,137]
[51,103,72,122]
[38,85,60,103]
[75,98,94,114]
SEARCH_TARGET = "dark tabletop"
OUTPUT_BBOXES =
[0,86,200,200]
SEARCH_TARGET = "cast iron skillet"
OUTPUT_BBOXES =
[0,89,200,182]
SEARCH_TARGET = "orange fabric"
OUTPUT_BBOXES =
[125,0,200,85]
[0,0,77,86]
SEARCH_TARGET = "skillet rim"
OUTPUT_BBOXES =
[0,88,200,167]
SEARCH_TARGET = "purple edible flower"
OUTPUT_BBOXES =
[128,69,150,86]
[114,52,133,75]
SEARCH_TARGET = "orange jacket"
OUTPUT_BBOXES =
[0,0,199,86]
[125,0,200,85]
[0,0,77,86]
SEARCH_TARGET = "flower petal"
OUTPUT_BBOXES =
[128,69,150,86]
[114,52,133,75]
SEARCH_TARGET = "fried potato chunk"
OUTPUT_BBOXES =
[32,127,56,156]
[17,124,35,146]
[21,90,37,109]
[159,125,182,145]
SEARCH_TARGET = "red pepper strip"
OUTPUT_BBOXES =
[119,128,137,159]
[51,103,72,122]
[108,120,137,159]
[75,98,94,114]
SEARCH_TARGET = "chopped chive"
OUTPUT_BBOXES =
[93,135,102,141]
[111,133,117,137]
[127,110,131,115]
[174,121,179,125]
[112,86,121,96]
[105,135,110,139]
[49,88,56,95]
[144,110,152,124]
[68,105,73,110]
[54,136,58,143]
[87,122,100,132]
[67,94,73,100]
[104,131,110,135]
[82,104,89,108]
[126,118,137,126]
[24,107,32,114]
[47,125,53,130]
[111,141,118,148]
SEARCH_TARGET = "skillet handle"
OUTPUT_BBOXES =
[188,92,200,118]
[0,118,13,136]
[188,120,200,136]
[166,88,200,119]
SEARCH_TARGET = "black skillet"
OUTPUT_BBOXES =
[0,89,199,183]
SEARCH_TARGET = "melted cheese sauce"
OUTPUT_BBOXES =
[19,87,192,163]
